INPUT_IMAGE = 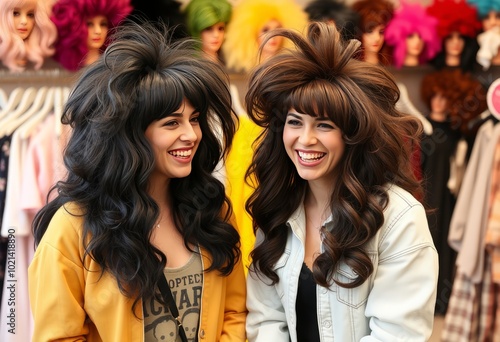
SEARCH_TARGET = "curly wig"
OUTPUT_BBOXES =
[33,22,240,312]
[477,26,500,69]
[246,22,423,287]
[51,0,132,71]
[0,0,57,72]
[184,0,232,40]
[305,0,360,41]
[421,69,487,135]
[222,0,307,74]
[467,0,500,17]
[427,0,482,39]
[384,1,441,68]
[351,0,394,64]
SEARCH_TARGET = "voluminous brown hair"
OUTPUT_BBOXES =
[246,22,423,288]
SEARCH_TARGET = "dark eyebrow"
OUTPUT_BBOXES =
[167,109,199,118]
[287,112,332,122]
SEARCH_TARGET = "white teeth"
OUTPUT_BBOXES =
[298,151,325,161]
[169,150,192,157]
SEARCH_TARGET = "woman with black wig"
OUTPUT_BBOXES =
[28,22,246,341]
[245,22,438,341]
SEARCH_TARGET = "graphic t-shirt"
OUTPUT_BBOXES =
[144,252,203,341]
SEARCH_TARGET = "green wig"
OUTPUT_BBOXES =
[184,0,232,39]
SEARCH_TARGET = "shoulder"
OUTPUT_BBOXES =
[36,202,86,259]
[371,184,434,254]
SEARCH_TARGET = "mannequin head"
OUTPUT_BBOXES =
[351,0,394,65]
[466,0,500,30]
[184,0,232,62]
[385,1,441,68]
[421,69,487,133]
[257,19,284,59]
[427,0,481,71]
[51,0,132,71]
[305,0,360,41]
[0,0,57,72]
[223,0,307,73]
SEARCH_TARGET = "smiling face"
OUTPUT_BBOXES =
[145,99,202,185]
[283,110,345,189]
[87,15,109,51]
[12,2,36,40]
[200,22,225,56]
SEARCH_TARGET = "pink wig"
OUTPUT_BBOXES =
[51,0,132,71]
[427,0,481,39]
[0,0,57,72]
[384,1,441,68]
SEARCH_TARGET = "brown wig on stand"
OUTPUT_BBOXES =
[351,0,394,65]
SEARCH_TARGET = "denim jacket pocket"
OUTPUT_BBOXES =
[335,261,371,308]
[273,249,291,299]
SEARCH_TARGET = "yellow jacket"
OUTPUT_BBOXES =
[28,203,247,341]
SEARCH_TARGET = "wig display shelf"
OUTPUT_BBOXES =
[0,67,79,96]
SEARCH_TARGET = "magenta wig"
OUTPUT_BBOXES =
[0,0,57,72]
[384,1,441,68]
[51,0,132,71]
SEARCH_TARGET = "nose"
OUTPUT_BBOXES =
[298,126,317,146]
[180,123,198,142]
[94,25,102,34]
[19,15,27,25]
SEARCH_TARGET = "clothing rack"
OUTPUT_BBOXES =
[0,68,78,95]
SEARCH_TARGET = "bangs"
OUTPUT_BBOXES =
[284,79,353,130]
[136,70,210,128]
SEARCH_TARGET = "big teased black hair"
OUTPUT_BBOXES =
[33,21,240,312]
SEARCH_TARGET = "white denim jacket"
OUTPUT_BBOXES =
[246,185,438,342]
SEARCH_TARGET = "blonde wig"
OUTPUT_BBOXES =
[222,0,307,73]
[0,0,57,72]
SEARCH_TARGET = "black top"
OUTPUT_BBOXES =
[295,263,320,342]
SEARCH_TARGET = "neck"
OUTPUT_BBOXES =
[147,177,171,209]
[203,50,220,63]
[85,48,101,66]
[492,47,500,65]
[404,54,419,66]
[260,50,277,64]
[445,54,460,66]
[304,180,334,216]
[429,111,447,122]
[364,51,379,65]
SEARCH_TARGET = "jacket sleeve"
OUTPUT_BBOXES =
[361,203,438,342]
[28,208,89,341]
[246,230,289,342]
[220,254,248,341]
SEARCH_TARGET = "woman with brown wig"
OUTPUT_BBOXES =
[245,21,438,341]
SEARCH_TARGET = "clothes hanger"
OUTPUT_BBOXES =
[18,87,58,139]
[0,87,27,122]
[396,82,433,135]
[0,88,7,109]
[55,87,70,137]
[230,84,247,117]
[0,87,50,137]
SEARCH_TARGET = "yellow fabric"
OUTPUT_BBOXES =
[28,203,247,342]
[225,116,262,272]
